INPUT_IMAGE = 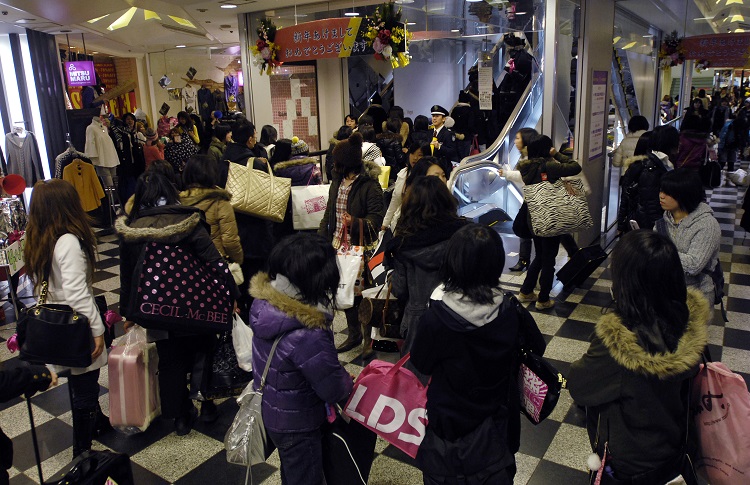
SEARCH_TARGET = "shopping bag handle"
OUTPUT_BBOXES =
[386,352,412,377]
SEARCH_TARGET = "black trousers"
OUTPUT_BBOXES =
[156,335,209,419]
[518,234,577,262]
[520,236,561,302]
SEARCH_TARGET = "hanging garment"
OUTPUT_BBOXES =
[197,87,215,121]
[5,131,44,187]
[213,90,227,114]
[224,75,238,103]
[62,159,105,212]
[84,117,120,169]
[182,84,198,114]
[55,147,94,179]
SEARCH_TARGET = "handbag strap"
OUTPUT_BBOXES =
[37,281,49,305]
[258,333,285,392]
[386,352,412,377]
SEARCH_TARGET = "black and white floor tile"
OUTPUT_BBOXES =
[2,171,749,484]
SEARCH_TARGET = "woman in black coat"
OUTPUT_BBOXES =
[411,224,545,485]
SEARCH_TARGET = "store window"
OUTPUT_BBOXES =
[269,64,320,151]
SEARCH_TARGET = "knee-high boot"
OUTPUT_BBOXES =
[72,407,98,458]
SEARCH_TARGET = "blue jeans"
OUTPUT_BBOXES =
[267,428,325,485]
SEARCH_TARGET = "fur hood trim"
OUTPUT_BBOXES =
[363,159,382,180]
[595,288,709,378]
[249,273,328,329]
[273,157,318,171]
[622,154,649,171]
[115,212,202,244]
[179,187,231,205]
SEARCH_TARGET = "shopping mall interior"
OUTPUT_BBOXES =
[0,0,749,483]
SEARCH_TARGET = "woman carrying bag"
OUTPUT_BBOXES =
[24,179,111,457]
[248,233,353,485]
[117,171,239,435]
[568,230,707,485]
[517,134,582,310]
[411,224,545,484]
[318,132,384,355]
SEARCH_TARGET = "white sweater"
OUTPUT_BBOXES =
[612,130,647,169]
[45,233,107,375]
[383,167,407,230]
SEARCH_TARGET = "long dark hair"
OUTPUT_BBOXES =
[405,156,442,191]
[633,131,653,157]
[25,179,97,284]
[611,230,689,354]
[396,176,462,238]
[129,171,180,222]
[440,224,505,304]
[268,233,340,309]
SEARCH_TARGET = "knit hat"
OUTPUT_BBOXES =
[145,128,158,142]
[332,132,364,175]
[290,136,309,156]
[213,110,223,119]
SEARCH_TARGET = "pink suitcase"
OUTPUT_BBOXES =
[108,329,160,433]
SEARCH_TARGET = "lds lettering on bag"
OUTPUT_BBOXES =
[345,384,427,445]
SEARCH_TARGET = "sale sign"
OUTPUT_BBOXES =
[65,61,96,87]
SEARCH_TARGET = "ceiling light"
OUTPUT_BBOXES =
[451,29,460,32]
[92,51,99,54]
[406,22,416,25]
[221,4,238,8]
[14,19,37,24]
[88,14,110,23]
[107,7,137,30]
[176,45,186,48]
[622,41,637,49]
[612,36,621,44]
[395,0,414,3]
[345,12,359,16]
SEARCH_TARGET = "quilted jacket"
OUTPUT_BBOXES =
[618,152,671,231]
[376,131,405,180]
[179,186,243,263]
[318,160,384,247]
[249,273,352,433]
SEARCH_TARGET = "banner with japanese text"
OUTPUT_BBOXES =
[682,34,750,68]
[275,17,404,63]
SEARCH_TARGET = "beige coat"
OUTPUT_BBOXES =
[179,186,244,263]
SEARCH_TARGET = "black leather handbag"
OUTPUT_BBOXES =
[191,331,252,400]
[17,281,92,368]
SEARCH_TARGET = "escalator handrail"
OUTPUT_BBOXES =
[456,70,541,168]
[448,70,541,192]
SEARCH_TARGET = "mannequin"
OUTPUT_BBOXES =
[224,69,239,104]
[84,116,120,188]
[6,123,44,186]
[182,82,198,114]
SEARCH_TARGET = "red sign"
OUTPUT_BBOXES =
[275,18,366,62]
[682,33,750,68]
[95,62,118,89]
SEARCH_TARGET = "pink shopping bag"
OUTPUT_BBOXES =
[692,361,750,485]
[343,353,428,458]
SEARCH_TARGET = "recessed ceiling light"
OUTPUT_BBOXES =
[176,45,186,48]
[406,22,416,25]
[345,12,359,16]
[451,29,460,32]
[15,19,37,24]
[221,4,238,8]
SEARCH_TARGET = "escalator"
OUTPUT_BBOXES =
[447,39,545,233]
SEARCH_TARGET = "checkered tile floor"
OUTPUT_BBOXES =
[2,173,749,484]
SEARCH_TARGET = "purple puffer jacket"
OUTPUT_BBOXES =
[248,273,352,434]
[273,157,322,186]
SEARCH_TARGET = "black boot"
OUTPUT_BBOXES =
[337,306,363,353]
[72,407,98,458]
[509,259,528,272]
[94,404,114,437]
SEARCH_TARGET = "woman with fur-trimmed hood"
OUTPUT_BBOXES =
[569,230,708,484]
[117,171,240,436]
[249,234,352,485]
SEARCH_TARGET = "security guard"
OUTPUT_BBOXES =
[430,105,458,168]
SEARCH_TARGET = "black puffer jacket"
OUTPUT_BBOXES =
[618,152,671,231]
[376,131,405,181]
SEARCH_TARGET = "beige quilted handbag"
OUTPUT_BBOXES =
[226,160,291,223]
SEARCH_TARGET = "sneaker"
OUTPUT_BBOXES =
[517,291,537,303]
[535,300,555,311]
